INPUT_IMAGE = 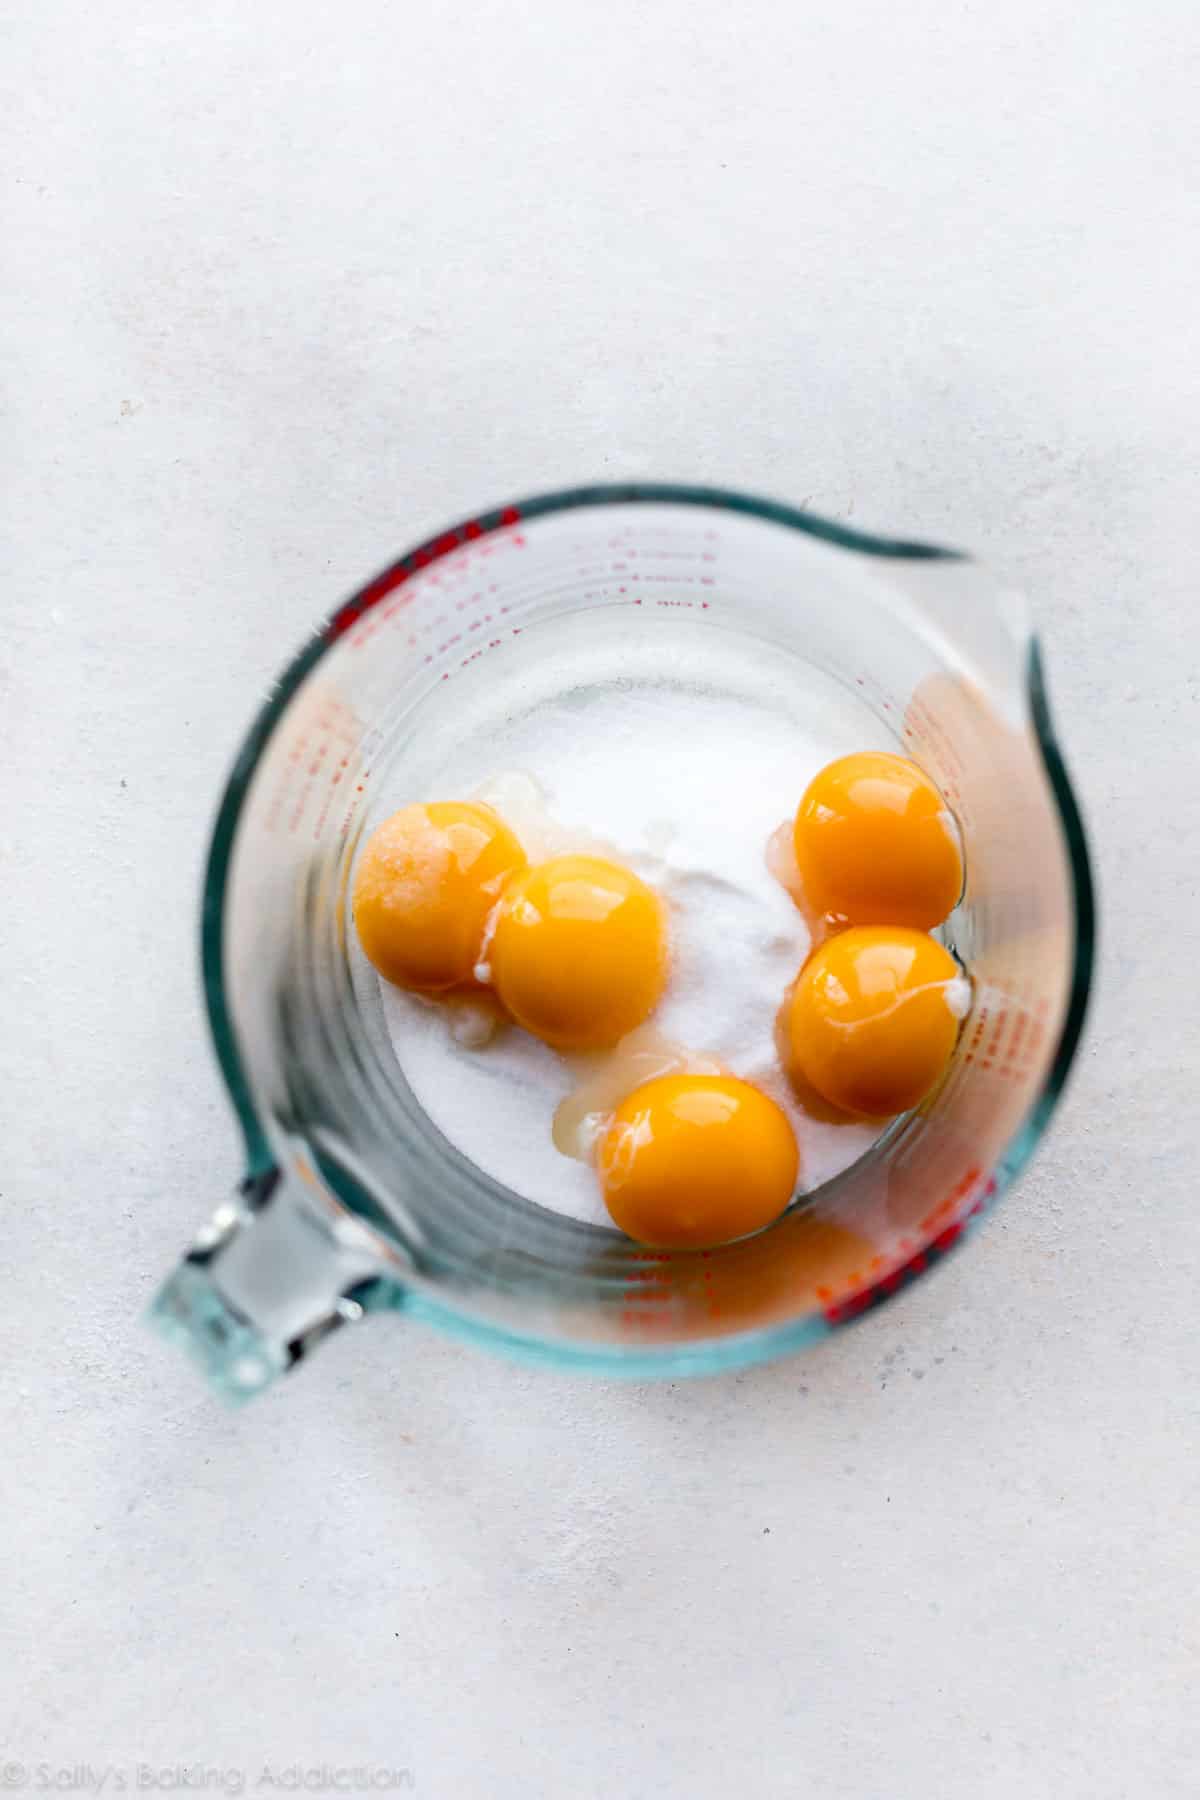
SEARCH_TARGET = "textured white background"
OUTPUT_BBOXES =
[3,3,1198,1796]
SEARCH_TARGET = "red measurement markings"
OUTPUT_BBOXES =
[620,1252,673,1328]
[902,695,968,817]
[355,540,530,656]
[258,692,363,839]
[289,726,341,836]
[919,1164,984,1235]
[335,770,370,842]
[956,985,1051,1085]
[636,572,707,585]
[961,997,991,1066]
[848,668,904,720]
[454,624,525,674]
[330,510,524,643]
[822,1175,997,1327]
[264,731,308,833]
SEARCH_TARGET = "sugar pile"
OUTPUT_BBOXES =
[377,614,891,1228]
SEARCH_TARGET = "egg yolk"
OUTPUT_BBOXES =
[598,1074,799,1249]
[488,854,667,1050]
[784,926,965,1119]
[793,751,963,929]
[352,801,526,993]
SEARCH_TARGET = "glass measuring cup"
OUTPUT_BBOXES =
[151,485,1093,1402]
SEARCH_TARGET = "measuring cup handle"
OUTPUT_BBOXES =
[148,1167,399,1403]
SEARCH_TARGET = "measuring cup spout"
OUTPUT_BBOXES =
[148,1166,397,1403]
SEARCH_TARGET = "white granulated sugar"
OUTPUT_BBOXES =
[376,613,891,1228]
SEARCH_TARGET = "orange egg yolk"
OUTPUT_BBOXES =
[598,1074,799,1249]
[793,751,963,930]
[352,801,526,993]
[489,854,668,1050]
[784,926,965,1119]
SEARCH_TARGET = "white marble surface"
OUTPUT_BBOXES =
[3,3,1198,1795]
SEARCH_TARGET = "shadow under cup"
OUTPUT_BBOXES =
[157,485,1093,1397]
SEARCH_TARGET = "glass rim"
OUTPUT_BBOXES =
[202,481,1095,1373]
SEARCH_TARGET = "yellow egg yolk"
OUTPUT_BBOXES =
[598,1074,799,1249]
[488,854,668,1050]
[793,751,963,930]
[352,801,526,993]
[784,926,966,1119]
